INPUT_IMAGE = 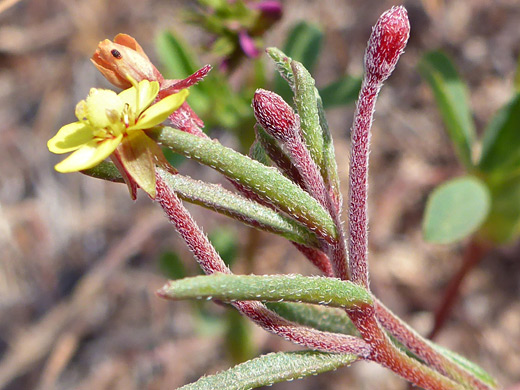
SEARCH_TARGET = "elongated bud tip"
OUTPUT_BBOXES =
[365,6,410,83]
[252,89,299,141]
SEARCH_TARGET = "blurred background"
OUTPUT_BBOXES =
[1,0,519,389]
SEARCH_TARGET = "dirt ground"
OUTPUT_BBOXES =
[0,0,519,389]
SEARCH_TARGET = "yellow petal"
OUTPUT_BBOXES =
[132,89,189,130]
[54,135,123,173]
[85,88,124,128]
[117,131,157,198]
[47,122,95,154]
[119,80,159,115]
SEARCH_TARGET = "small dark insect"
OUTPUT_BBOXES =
[111,49,122,59]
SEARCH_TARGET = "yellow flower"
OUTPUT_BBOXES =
[48,79,188,198]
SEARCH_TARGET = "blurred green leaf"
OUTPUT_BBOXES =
[514,54,520,92]
[159,274,373,309]
[158,251,186,280]
[156,31,199,78]
[419,51,476,169]
[155,31,210,114]
[275,22,323,102]
[212,35,235,57]
[282,22,323,73]
[482,173,520,243]
[208,228,238,267]
[479,93,520,173]
[177,350,357,390]
[319,75,362,109]
[423,176,491,244]
[225,308,256,364]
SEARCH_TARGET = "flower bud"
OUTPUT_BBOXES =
[91,34,163,89]
[252,89,299,142]
[364,6,410,83]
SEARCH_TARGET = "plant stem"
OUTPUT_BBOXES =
[429,239,491,339]
[347,79,380,288]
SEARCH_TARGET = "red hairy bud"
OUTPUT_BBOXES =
[364,6,410,83]
[252,89,299,141]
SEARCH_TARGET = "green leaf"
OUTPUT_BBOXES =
[177,350,357,390]
[292,60,324,171]
[514,54,520,92]
[482,173,520,243]
[267,302,358,335]
[81,161,124,183]
[274,22,323,102]
[155,31,210,114]
[431,344,498,389]
[282,22,323,73]
[158,274,373,309]
[208,228,238,267]
[158,251,186,280]
[153,127,337,241]
[155,31,199,78]
[157,168,321,247]
[225,309,257,364]
[418,51,476,169]
[316,93,341,201]
[266,47,294,88]
[319,75,362,109]
[423,176,491,244]
[479,93,520,173]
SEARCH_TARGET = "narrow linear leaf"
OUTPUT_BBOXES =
[319,75,362,109]
[423,176,491,244]
[281,22,323,74]
[157,168,320,247]
[316,93,341,202]
[274,22,323,102]
[267,302,358,335]
[152,126,338,241]
[248,138,269,166]
[479,93,520,173]
[155,31,210,113]
[266,47,294,88]
[419,51,475,169]
[431,344,498,389]
[81,161,124,183]
[158,274,373,309]
[177,351,357,390]
[155,31,199,78]
[255,125,305,186]
[292,61,324,171]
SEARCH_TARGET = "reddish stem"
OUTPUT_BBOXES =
[429,239,491,339]
[348,80,380,288]
[292,243,334,277]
